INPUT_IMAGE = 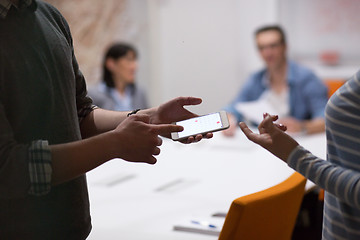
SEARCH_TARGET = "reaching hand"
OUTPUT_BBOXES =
[149,97,213,143]
[239,113,298,162]
[113,114,183,164]
[222,113,237,137]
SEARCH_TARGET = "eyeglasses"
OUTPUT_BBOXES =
[257,41,284,51]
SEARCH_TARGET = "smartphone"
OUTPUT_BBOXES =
[171,111,230,141]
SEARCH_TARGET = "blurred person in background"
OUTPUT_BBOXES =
[89,43,148,111]
[223,25,328,136]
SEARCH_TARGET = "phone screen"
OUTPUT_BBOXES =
[176,112,223,138]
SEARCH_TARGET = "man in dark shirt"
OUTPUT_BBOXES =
[0,0,211,239]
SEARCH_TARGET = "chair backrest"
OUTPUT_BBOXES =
[324,78,345,98]
[218,172,306,240]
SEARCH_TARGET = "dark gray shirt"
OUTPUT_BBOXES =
[0,1,92,238]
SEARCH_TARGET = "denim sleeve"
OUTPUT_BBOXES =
[303,73,328,119]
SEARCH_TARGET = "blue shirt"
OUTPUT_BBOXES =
[224,61,328,123]
[88,82,149,111]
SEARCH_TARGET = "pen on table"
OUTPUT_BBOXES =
[191,220,217,228]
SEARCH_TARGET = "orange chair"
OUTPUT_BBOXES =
[324,78,345,98]
[218,172,306,240]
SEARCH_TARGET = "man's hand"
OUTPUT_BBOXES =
[113,114,183,164]
[222,113,237,137]
[239,113,298,162]
[149,97,213,143]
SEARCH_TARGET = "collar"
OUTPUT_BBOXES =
[261,60,295,87]
[0,0,32,19]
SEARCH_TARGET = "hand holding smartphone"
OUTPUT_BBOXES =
[171,111,230,141]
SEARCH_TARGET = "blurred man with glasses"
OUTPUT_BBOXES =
[223,25,327,136]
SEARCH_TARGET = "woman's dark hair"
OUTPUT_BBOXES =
[254,25,287,45]
[102,43,138,88]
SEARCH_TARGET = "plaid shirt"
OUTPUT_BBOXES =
[1,0,95,196]
[0,0,32,19]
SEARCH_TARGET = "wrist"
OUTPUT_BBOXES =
[106,130,125,160]
[145,107,159,124]
[127,109,141,117]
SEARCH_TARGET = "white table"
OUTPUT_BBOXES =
[87,130,326,240]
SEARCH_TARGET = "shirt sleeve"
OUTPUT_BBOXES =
[71,46,95,125]
[28,140,52,196]
[0,100,54,198]
[303,72,328,119]
[0,102,30,198]
[287,145,360,209]
[56,9,95,124]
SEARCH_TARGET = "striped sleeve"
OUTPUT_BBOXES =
[287,145,360,209]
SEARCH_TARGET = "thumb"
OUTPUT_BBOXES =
[151,124,184,136]
[261,115,280,135]
[176,96,202,107]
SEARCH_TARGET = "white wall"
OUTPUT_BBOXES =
[145,0,279,114]
[87,0,358,113]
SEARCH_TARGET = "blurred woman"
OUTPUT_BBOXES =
[89,43,148,111]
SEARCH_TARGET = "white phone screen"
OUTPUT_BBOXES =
[176,112,223,138]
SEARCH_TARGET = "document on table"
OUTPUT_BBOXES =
[173,216,225,236]
[235,99,279,125]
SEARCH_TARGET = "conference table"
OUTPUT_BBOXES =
[86,129,326,240]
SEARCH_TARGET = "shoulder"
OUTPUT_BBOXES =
[35,0,65,21]
[36,1,61,14]
[289,61,317,79]
[288,60,324,88]
[35,1,72,43]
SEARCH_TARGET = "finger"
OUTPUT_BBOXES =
[240,122,272,145]
[194,134,203,142]
[258,115,277,134]
[176,96,202,107]
[185,136,195,144]
[262,115,278,130]
[146,156,157,165]
[239,122,254,139]
[204,132,213,139]
[151,124,184,135]
[263,113,278,121]
[275,123,287,132]
[156,136,163,146]
[152,147,161,156]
